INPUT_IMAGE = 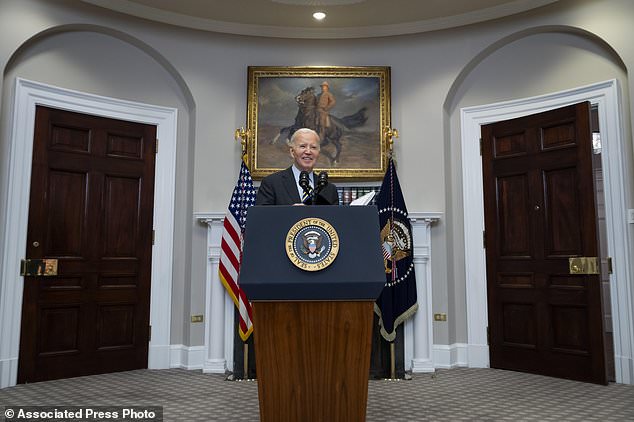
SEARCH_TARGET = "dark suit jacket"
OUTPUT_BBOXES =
[256,167,339,206]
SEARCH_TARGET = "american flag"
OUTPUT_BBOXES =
[219,160,257,341]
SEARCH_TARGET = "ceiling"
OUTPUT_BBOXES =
[81,0,559,39]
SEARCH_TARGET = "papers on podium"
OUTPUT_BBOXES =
[350,190,375,206]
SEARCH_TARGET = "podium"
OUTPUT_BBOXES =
[240,205,385,422]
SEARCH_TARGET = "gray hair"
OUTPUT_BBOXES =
[289,128,320,148]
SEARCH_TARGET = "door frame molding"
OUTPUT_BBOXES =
[461,79,634,384]
[0,78,177,388]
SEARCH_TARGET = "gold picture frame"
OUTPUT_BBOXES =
[246,66,391,180]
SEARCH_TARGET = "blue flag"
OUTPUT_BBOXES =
[375,158,418,341]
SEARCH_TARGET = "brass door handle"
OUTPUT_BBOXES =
[568,257,599,275]
[20,259,58,276]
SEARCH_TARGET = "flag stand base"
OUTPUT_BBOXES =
[224,343,257,382]
[238,343,256,381]
[381,342,399,381]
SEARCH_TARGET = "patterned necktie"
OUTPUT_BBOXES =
[301,184,313,204]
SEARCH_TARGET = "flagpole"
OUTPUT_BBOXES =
[384,127,398,160]
[382,127,400,381]
[229,127,254,382]
[390,342,396,379]
[243,342,249,379]
[236,126,250,381]
[234,127,250,160]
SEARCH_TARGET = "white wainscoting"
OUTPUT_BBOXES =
[432,344,469,369]
[169,345,205,370]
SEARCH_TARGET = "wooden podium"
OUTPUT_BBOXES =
[240,206,385,422]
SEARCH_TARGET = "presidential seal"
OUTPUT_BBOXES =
[380,217,413,277]
[285,218,339,271]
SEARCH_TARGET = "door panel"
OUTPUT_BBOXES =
[18,106,156,383]
[103,175,142,256]
[47,170,87,255]
[97,304,135,349]
[543,167,582,256]
[501,302,536,347]
[39,306,80,354]
[482,102,607,384]
[497,174,532,257]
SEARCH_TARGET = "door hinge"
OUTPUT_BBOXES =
[152,230,155,246]
[148,325,152,342]
[154,138,158,154]
[479,138,483,156]
[483,230,486,249]
[487,326,490,345]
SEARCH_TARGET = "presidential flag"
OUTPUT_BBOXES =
[219,160,257,341]
[375,158,418,341]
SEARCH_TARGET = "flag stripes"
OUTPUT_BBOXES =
[218,161,257,341]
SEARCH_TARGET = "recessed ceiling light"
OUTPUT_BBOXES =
[313,11,326,21]
[273,0,363,4]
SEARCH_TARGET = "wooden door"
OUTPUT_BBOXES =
[481,102,607,384]
[18,106,157,383]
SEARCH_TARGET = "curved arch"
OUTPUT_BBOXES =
[0,24,195,387]
[3,23,195,111]
[443,25,627,114]
[442,25,634,383]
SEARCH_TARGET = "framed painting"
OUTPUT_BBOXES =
[245,66,391,180]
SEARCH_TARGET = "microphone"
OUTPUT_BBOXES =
[299,171,310,191]
[298,171,312,204]
[312,171,330,205]
[317,171,328,190]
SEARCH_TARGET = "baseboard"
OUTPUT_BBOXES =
[0,357,17,388]
[148,344,171,369]
[202,359,228,374]
[169,345,205,370]
[466,343,489,368]
[411,358,435,373]
[615,354,634,384]
[432,343,469,369]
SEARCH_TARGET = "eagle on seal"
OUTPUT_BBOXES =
[301,230,325,259]
[380,219,412,273]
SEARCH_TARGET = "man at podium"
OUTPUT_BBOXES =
[255,128,338,205]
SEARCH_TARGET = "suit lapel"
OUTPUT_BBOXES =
[282,167,301,203]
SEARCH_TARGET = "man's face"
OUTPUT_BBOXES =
[321,85,329,93]
[290,131,320,172]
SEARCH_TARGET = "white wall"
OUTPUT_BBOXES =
[0,0,632,356]
[445,30,631,343]
[0,28,196,345]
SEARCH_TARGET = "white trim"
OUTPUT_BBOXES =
[407,212,442,373]
[432,343,469,369]
[195,212,234,374]
[461,79,634,384]
[170,345,205,370]
[80,0,556,39]
[0,78,178,388]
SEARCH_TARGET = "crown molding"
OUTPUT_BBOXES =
[81,0,558,39]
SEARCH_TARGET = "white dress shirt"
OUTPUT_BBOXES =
[291,165,314,200]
